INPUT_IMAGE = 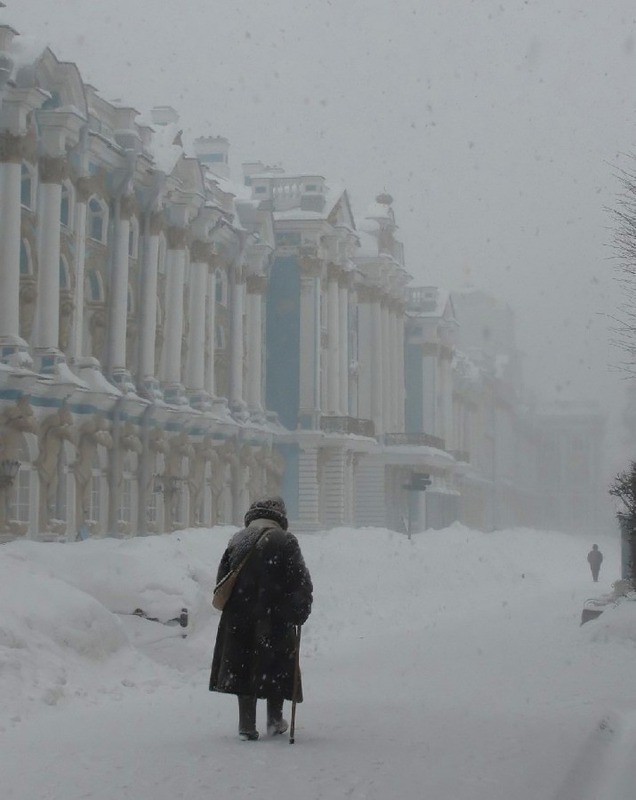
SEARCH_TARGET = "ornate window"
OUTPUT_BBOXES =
[20,164,35,209]
[87,196,108,243]
[60,182,73,228]
[85,269,104,303]
[59,256,70,290]
[215,324,225,350]
[20,239,33,275]
[215,269,227,305]
[128,216,139,259]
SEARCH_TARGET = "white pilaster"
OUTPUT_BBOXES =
[338,279,349,416]
[371,294,384,434]
[205,268,217,398]
[389,305,399,431]
[0,158,22,345]
[33,168,63,351]
[69,189,88,361]
[381,300,391,432]
[162,229,186,387]
[107,199,132,374]
[245,274,265,415]
[187,259,208,391]
[327,271,340,414]
[138,219,160,381]
[229,270,246,412]
[298,267,320,426]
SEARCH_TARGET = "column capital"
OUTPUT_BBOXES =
[74,176,93,203]
[190,239,212,263]
[327,262,341,281]
[39,155,68,184]
[149,210,165,235]
[0,132,27,164]
[166,224,187,249]
[246,273,267,294]
[299,255,323,278]
[119,193,136,221]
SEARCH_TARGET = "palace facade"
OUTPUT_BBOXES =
[0,25,605,541]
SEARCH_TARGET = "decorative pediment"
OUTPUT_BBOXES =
[31,48,88,118]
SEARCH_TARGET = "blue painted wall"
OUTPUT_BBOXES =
[405,342,423,433]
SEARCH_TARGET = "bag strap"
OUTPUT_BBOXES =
[214,527,272,593]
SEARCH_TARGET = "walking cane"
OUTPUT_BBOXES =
[289,625,302,744]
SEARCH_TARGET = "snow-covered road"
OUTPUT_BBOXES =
[1,525,634,799]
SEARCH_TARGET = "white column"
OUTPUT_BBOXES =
[371,292,384,434]
[0,156,22,344]
[338,279,349,416]
[0,88,49,355]
[162,226,186,386]
[229,269,246,408]
[138,213,161,380]
[33,159,64,351]
[69,181,89,360]
[356,291,373,422]
[381,300,391,432]
[205,267,217,398]
[327,269,340,414]
[397,304,405,430]
[245,274,266,413]
[298,260,321,426]
[186,251,208,391]
[389,304,400,431]
[107,197,132,374]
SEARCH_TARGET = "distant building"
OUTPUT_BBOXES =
[0,23,605,541]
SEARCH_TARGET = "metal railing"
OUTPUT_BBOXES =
[383,432,446,450]
[320,416,375,438]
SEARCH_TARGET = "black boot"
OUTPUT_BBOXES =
[266,697,288,736]
[238,695,259,740]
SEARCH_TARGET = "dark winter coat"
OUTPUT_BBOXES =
[588,549,603,568]
[209,519,313,701]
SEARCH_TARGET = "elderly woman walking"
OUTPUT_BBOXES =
[209,496,313,740]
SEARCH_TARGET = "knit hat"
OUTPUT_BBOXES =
[244,496,288,530]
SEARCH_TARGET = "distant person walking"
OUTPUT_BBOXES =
[209,496,313,741]
[587,544,603,582]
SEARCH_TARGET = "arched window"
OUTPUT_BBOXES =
[59,256,70,290]
[87,196,107,243]
[85,269,104,303]
[60,182,73,228]
[215,270,227,305]
[20,239,32,275]
[158,236,167,275]
[215,324,225,350]
[21,164,35,209]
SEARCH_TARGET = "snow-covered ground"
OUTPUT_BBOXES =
[1,523,634,800]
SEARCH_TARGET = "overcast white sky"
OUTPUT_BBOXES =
[4,0,636,469]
